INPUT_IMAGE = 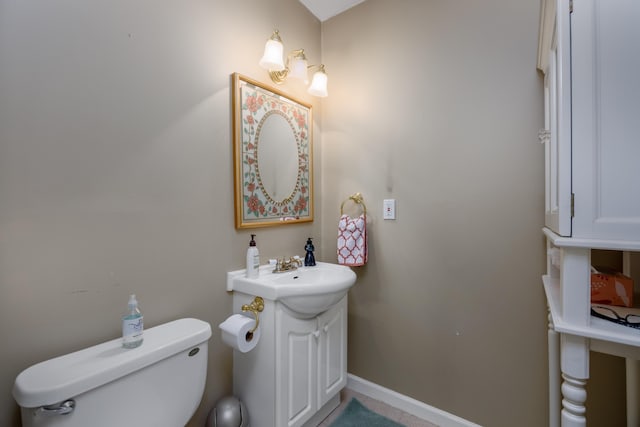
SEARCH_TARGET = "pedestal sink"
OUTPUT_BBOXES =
[226,262,356,317]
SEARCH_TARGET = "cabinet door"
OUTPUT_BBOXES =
[544,0,572,237]
[277,311,318,427]
[571,0,640,240]
[317,297,347,408]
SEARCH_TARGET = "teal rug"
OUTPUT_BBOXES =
[329,398,406,427]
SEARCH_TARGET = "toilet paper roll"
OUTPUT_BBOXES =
[219,314,261,353]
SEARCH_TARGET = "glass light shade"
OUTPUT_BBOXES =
[259,39,285,71]
[307,69,328,97]
[288,56,309,82]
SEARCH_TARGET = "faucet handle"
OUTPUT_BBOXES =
[276,257,290,271]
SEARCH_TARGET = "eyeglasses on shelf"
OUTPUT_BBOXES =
[590,305,640,330]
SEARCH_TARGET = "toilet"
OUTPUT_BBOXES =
[13,318,212,427]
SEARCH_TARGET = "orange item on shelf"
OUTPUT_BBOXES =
[590,269,634,307]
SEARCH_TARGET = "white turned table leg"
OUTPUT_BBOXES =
[625,358,640,426]
[561,373,587,426]
[549,309,561,427]
[560,334,589,427]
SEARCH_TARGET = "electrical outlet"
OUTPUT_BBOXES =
[383,199,396,220]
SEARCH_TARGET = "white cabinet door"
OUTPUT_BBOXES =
[275,297,348,427]
[543,0,572,237]
[317,297,347,409]
[278,313,318,427]
[571,0,640,241]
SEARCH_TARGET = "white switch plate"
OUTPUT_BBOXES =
[383,199,396,220]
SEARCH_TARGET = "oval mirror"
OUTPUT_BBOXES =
[256,111,299,202]
[232,73,313,228]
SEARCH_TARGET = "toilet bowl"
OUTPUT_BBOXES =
[13,318,212,427]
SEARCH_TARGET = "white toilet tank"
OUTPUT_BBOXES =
[13,318,212,427]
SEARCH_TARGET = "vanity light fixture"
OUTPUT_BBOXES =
[258,30,328,98]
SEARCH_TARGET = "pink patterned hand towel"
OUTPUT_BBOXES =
[337,214,367,266]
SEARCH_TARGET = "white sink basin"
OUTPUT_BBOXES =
[227,262,356,317]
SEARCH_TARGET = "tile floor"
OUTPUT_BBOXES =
[317,388,439,427]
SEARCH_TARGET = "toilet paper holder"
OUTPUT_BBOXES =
[241,296,264,334]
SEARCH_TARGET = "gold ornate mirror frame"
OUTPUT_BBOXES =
[232,73,313,229]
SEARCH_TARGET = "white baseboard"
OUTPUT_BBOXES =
[346,374,482,427]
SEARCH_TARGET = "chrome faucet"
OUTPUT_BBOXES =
[273,256,303,273]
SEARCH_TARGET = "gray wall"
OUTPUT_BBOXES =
[0,0,321,425]
[320,1,548,425]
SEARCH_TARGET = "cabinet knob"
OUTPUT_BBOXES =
[538,128,550,144]
[313,330,320,339]
[323,324,329,333]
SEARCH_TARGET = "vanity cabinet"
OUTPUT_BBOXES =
[278,298,347,427]
[537,0,640,426]
[232,293,347,427]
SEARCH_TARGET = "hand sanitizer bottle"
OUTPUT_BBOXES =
[122,294,144,348]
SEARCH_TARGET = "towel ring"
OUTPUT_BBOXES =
[340,192,367,216]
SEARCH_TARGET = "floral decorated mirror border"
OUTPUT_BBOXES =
[232,73,313,229]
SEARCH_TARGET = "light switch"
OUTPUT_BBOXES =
[383,199,396,220]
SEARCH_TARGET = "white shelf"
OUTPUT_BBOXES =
[543,275,640,347]
[543,227,640,251]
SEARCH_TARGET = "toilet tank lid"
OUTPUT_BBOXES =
[13,318,212,408]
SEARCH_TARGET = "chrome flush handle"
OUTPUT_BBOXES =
[35,399,76,417]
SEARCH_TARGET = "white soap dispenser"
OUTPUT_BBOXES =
[246,234,260,278]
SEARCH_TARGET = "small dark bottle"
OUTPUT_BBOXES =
[304,237,316,266]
